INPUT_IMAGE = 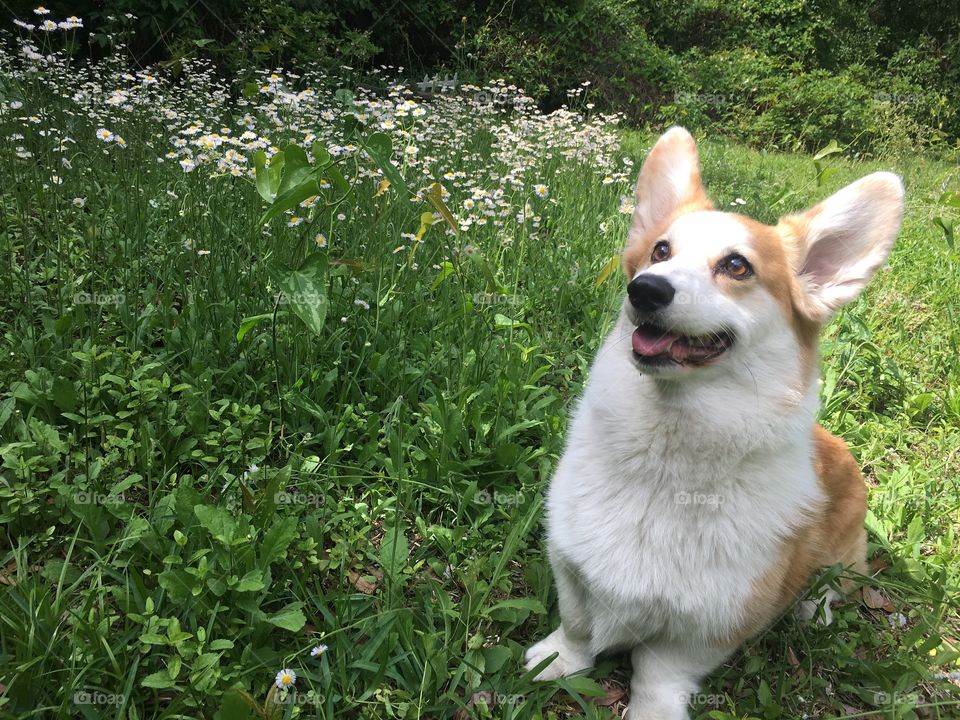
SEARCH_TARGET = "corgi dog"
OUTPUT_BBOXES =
[524,127,904,719]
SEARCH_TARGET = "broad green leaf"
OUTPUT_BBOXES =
[771,187,799,206]
[0,397,14,429]
[933,216,954,249]
[266,603,306,632]
[284,390,328,422]
[52,376,77,412]
[253,151,272,202]
[864,509,889,546]
[217,689,255,720]
[234,569,265,593]
[334,88,356,110]
[363,132,409,200]
[166,617,193,644]
[813,159,838,187]
[482,645,513,673]
[266,151,285,197]
[379,523,409,581]
[486,597,546,615]
[325,164,350,197]
[279,253,328,336]
[254,150,287,204]
[258,175,321,225]
[195,504,238,545]
[594,254,621,289]
[241,82,259,99]
[259,516,297,568]
[813,139,842,160]
[430,261,456,290]
[311,141,332,168]
[494,314,530,330]
[276,144,313,198]
[560,675,606,698]
[138,632,168,645]
[158,568,194,603]
[141,670,176,689]
[207,577,227,596]
[40,558,81,585]
[757,679,772,706]
[236,312,280,343]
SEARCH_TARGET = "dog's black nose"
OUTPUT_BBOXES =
[627,274,676,311]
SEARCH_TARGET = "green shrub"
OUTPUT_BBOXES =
[464,0,685,119]
[751,68,875,151]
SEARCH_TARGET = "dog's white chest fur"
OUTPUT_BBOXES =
[545,319,824,652]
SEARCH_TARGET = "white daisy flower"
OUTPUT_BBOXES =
[274,668,296,689]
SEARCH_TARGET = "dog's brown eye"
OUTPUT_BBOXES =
[719,254,753,279]
[651,241,670,263]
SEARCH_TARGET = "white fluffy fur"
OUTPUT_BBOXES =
[523,128,903,719]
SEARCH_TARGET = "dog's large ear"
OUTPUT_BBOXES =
[780,172,904,323]
[630,127,710,240]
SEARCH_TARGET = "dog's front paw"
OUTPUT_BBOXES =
[523,628,593,681]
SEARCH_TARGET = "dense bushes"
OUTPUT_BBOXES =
[5,0,959,154]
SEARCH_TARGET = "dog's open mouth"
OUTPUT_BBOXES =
[631,323,734,366]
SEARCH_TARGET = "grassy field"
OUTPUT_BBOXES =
[1,19,959,720]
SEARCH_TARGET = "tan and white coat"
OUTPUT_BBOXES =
[524,127,904,719]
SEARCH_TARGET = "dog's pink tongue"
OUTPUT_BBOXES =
[632,327,676,356]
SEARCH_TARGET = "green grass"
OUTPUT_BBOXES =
[0,34,959,720]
